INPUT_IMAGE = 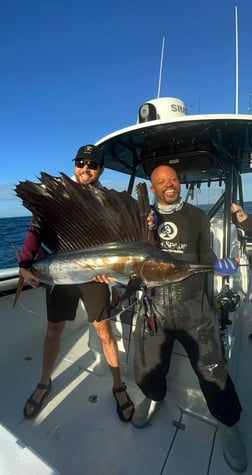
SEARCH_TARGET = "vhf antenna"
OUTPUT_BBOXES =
[235,5,239,114]
[157,36,165,98]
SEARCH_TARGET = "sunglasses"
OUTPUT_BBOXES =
[75,160,100,170]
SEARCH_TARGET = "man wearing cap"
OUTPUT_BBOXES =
[19,144,134,423]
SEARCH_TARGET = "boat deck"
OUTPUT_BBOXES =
[1,279,252,475]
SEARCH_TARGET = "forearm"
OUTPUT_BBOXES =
[19,221,41,268]
[231,204,252,232]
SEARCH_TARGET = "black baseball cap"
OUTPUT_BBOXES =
[72,144,103,166]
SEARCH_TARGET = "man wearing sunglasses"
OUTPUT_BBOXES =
[19,144,134,423]
[73,144,104,185]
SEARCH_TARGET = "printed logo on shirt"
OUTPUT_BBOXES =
[158,221,188,254]
[158,222,178,240]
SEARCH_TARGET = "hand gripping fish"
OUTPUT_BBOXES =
[14,172,214,296]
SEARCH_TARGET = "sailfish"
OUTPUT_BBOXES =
[14,172,215,303]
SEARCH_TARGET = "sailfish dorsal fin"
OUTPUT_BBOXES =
[15,173,154,253]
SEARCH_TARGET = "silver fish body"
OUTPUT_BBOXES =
[32,242,214,287]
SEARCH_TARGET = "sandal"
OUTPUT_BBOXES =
[23,379,52,419]
[112,382,134,423]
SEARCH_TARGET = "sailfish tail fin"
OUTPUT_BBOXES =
[11,244,24,308]
[12,243,20,261]
[12,274,24,308]
[136,182,155,245]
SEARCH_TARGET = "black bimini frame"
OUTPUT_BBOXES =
[97,115,252,258]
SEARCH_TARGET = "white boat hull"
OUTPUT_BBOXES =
[1,270,251,474]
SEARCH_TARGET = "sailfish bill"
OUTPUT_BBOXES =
[31,241,214,287]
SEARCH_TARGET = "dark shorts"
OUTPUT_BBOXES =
[46,282,110,323]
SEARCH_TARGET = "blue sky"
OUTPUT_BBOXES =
[1,0,252,218]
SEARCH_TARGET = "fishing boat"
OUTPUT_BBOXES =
[1,96,252,475]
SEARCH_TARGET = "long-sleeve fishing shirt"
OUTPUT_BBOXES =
[234,214,252,233]
[18,218,43,269]
[150,201,217,328]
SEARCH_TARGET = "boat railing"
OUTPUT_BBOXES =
[0,267,20,293]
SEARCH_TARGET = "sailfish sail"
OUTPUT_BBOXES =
[15,172,154,253]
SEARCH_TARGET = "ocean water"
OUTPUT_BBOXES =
[0,216,31,269]
[1,202,252,270]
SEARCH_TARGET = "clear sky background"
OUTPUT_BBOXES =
[1,0,252,218]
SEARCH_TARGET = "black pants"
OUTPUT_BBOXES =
[134,309,242,426]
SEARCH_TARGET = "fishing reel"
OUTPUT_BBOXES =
[214,287,240,329]
[214,288,240,313]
